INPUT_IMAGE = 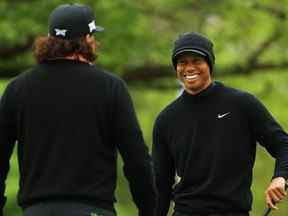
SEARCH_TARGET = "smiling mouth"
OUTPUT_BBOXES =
[184,73,199,81]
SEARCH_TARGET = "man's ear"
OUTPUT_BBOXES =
[85,34,94,42]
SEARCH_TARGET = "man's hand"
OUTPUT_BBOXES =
[265,177,287,210]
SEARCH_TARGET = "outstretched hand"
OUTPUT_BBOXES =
[265,177,287,210]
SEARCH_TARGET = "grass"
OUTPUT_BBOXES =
[1,70,288,215]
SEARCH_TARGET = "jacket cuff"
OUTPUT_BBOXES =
[273,171,288,181]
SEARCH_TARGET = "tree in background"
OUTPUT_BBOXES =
[1,1,288,215]
[0,0,288,82]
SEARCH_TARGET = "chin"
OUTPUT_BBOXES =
[186,83,202,92]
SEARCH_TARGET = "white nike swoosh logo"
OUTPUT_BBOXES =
[218,112,230,119]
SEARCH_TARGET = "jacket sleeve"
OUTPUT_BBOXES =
[152,116,175,216]
[0,82,17,214]
[244,93,288,180]
[111,80,156,216]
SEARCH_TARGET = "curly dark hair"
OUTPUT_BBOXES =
[32,36,99,63]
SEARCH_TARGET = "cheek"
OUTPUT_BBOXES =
[202,69,211,80]
[176,68,184,80]
[176,65,184,73]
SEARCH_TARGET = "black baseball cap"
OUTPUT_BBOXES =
[172,32,215,72]
[48,4,104,40]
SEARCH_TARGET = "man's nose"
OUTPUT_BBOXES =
[185,62,196,71]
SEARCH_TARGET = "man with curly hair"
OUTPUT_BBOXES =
[0,4,156,216]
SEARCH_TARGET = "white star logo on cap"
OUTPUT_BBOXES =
[55,29,67,37]
[88,20,96,33]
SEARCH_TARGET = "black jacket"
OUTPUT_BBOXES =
[153,82,288,215]
[0,59,156,215]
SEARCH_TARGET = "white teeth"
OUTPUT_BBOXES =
[185,74,198,80]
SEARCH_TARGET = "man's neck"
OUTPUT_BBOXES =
[185,80,213,95]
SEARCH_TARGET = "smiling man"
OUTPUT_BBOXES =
[176,53,211,95]
[152,32,288,216]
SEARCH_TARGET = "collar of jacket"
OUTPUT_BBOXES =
[181,81,223,103]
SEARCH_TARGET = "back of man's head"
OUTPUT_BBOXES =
[33,3,104,63]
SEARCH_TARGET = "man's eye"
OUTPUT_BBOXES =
[194,58,204,63]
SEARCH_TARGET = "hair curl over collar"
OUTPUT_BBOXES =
[33,36,99,63]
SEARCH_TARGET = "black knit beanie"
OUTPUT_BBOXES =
[172,32,215,73]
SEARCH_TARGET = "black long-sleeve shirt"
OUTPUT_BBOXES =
[0,59,156,215]
[153,82,288,215]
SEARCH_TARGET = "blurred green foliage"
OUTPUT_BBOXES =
[1,0,288,215]
[1,0,288,76]
[1,69,288,215]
